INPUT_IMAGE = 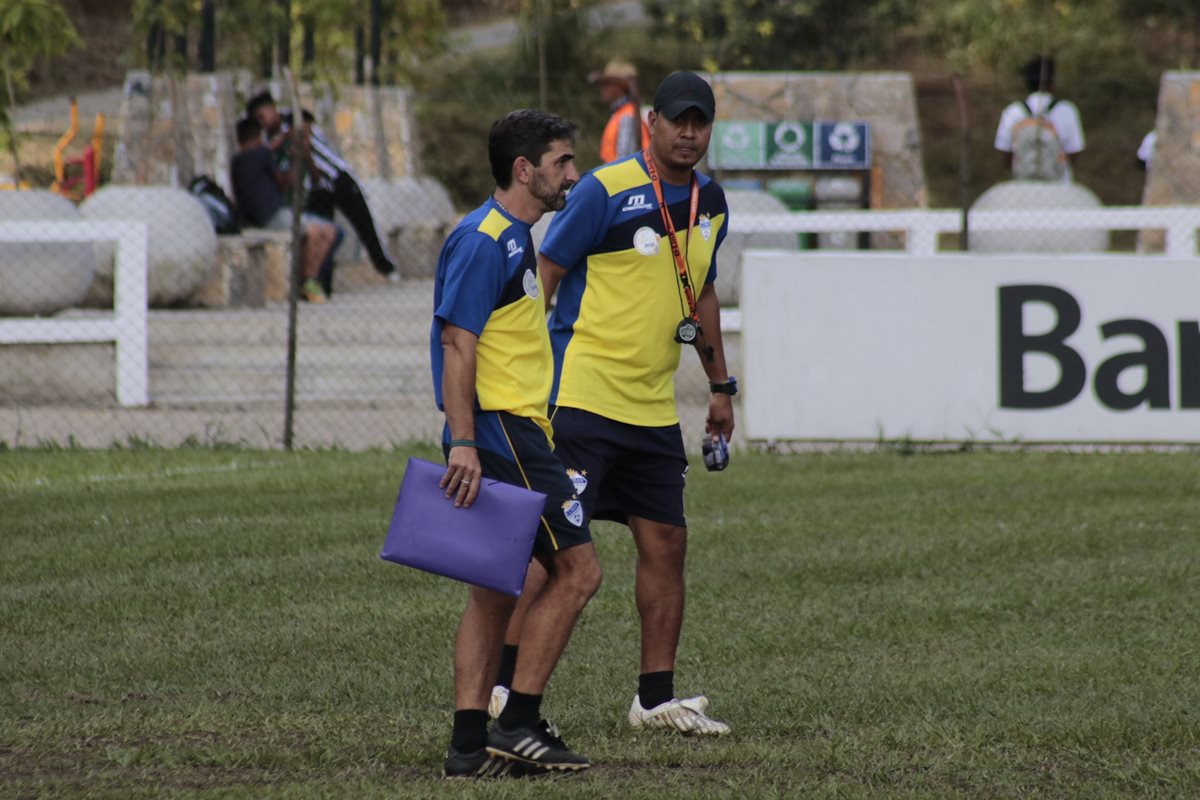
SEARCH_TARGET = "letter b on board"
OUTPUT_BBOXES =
[998,285,1086,409]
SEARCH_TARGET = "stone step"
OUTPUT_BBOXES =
[151,363,428,404]
[148,342,425,369]
[147,307,429,346]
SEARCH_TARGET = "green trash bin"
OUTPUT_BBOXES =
[765,178,814,249]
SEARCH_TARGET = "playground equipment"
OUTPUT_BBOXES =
[51,98,105,200]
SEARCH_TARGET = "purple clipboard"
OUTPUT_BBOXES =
[379,457,545,596]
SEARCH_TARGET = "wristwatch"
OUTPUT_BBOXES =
[709,376,738,396]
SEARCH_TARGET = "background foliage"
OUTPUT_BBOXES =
[8,0,1200,208]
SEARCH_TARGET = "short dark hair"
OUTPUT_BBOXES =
[1023,56,1055,93]
[488,109,577,189]
[235,116,262,145]
[246,90,276,119]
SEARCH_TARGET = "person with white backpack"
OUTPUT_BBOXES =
[994,55,1085,182]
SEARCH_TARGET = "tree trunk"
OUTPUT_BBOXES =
[3,56,22,183]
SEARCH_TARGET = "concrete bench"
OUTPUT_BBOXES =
[192,229,292,307]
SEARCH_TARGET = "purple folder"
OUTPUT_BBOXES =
[379,457,546,596]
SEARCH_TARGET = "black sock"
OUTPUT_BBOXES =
[497,690,542,730]
[638,671,674,710]
[495,644,518,689]
[450,709,488,753]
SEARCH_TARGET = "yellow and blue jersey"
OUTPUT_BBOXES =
[540,152,729,426]
[431,198,554,446]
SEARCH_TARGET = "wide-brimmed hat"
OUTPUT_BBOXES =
[588,60,638,85]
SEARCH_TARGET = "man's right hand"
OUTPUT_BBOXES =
[441,445,482,508]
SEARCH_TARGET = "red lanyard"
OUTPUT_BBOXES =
[643,149,700,320]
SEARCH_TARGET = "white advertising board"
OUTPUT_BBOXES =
[741,252,1200,443]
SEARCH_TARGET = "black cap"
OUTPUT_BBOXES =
[653,71,715,122]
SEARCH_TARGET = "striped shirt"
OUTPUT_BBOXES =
[279,108,352,190]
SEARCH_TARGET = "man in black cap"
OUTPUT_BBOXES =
[487,71,734,736]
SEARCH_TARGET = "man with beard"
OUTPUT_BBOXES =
[430,109,602,778]
[491,72,734,736]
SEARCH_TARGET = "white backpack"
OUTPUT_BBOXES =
[1011,98,1067,181]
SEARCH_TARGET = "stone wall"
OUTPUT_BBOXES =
[1139,72,1200,253]
[710,72,927,211]
[112,71,418,192]
[111,71,238,192]
[233,76,418,181]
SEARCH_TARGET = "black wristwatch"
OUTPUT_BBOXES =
[710,376,738,396]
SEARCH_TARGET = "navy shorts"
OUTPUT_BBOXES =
[444,411,591,556]
[548,406,688,528]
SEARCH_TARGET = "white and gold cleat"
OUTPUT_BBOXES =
[628,694,731,735]
[488,685,510,720]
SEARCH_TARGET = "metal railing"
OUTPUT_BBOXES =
[0,220,149,406]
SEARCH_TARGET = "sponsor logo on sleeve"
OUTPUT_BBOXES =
[621,193,654,213]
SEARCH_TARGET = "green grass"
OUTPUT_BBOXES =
[3,448,1199,798]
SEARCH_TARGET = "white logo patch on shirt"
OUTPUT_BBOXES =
[566,468,588,495]
[699,214,712,242]
[633,226,660,256]
[562,499,584,527]
[522,268,538,299]
[506,239,525,259]
[621,193,654,213]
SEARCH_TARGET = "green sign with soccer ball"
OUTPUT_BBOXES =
[709,121,870,170]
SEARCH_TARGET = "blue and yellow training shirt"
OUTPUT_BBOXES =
[540,152,729,427]
[431,197,554,446]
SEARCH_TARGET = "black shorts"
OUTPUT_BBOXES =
[443,411,591,556]
[548,406,688,528]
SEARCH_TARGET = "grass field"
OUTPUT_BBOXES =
[3,447,1199,798]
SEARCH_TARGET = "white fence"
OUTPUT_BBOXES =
[715,205,1200,334]
[3,206,1198,416]
[0,221,149,406]
[728,206,1200,258]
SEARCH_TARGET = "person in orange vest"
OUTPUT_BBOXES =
[588,60,650,163]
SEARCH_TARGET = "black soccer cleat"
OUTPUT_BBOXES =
[443,745,513,779]
[486,719,590,772]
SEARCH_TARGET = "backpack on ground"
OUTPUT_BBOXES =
[1010,99,1066,181]
[188,175,241,234]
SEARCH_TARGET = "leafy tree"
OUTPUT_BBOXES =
[1118,0,1200,69]
[0,0,81,179]
[920,0,1132,77]
[643,0,914,72]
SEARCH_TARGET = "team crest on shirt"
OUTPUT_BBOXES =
[699,214,712,242]
[522,268,539,298]
[633,226,659,256]
[565,468,588,495]
[562,499,584,527]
